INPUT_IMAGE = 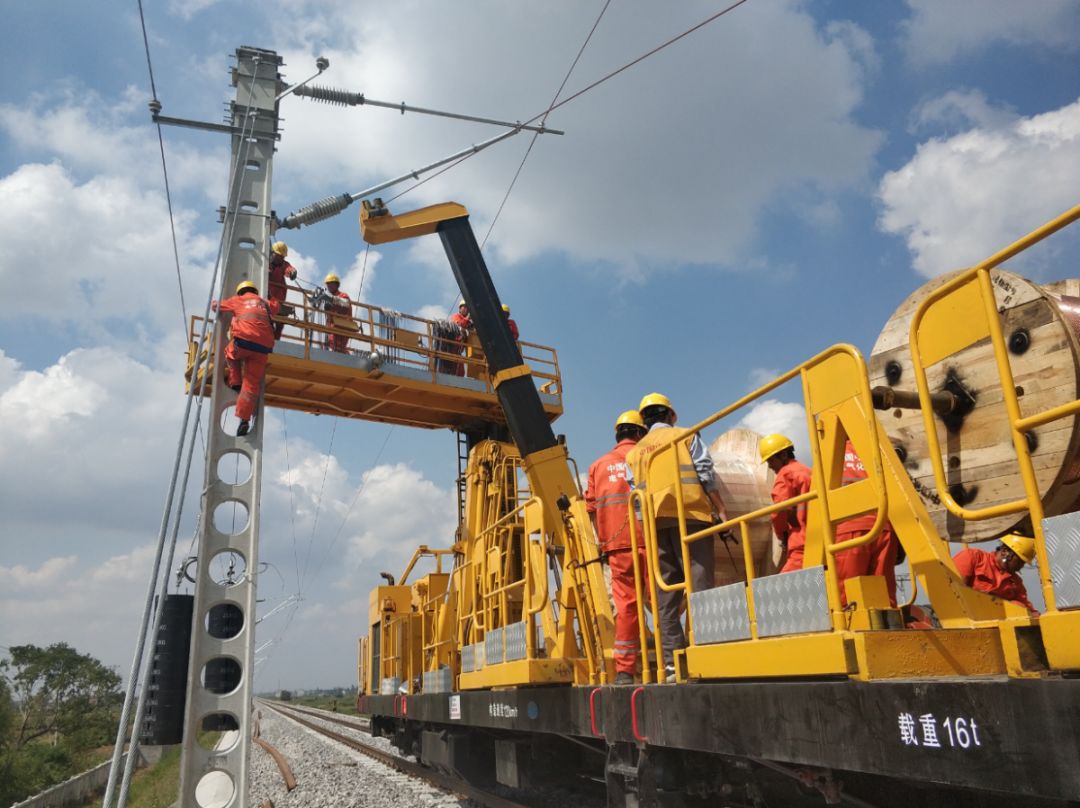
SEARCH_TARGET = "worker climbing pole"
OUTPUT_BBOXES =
[177,47,281,808]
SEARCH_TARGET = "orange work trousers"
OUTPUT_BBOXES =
[608,547,650,675]
[780,543,804,573]
[225,342,269,422]
[834,525,899,606]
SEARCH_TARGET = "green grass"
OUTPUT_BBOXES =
[292,694,349,711]
[122,745,182,808]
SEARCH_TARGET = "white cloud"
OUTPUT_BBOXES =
[269,1,882,274]
[0,162,217,344]
[878,97,1080,278]
[747,367,781,391]
[0,347,186,542]
[0,545,158,674]
[910,89,1015,134]
[0,89,224,201]
[736,399,810,461]
[902,0,1080,66]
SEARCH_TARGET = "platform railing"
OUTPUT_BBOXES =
[187,282,562,401]
[629,344,887,682]
[908,202,1080,615]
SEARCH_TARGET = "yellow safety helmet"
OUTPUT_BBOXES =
[458,299,467,308]
[1000,533,1036,564]
[639,392,674,415]
[325,273,340,284]
[502,304,510,314]
[271,241,288,257]
[615,410,645,430]
[759,433,794,463]
[236,280,258,295]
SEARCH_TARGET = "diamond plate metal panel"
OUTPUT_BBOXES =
[752,567,830,637]
[486,627,505,665]
[379,677,401,695]
[505,621,527,661]
[1043,512,1080,609]
[689,582,751,644]
[461,644,476,673]
[422,668,452,694]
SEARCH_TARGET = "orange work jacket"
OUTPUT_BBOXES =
[953,548,1038,614]
[770,460,812,552]
[586,439,642,552]
[217,294,280,351]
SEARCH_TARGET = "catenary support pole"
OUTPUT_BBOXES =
[176,46,280,808]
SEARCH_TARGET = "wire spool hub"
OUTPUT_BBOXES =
[870,269,1080,543]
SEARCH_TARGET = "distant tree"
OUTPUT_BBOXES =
[0,643,122,804]
[2,643,121,750]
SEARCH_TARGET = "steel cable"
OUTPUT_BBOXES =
[103,52,264,807]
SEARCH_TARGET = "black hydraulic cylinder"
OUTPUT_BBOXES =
[437,216,558,458]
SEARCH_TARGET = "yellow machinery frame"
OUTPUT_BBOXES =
[628,203,1080,683]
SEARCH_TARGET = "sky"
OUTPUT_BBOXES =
[2,0,1079,689]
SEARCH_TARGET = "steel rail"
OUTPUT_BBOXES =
[263,702,530,808]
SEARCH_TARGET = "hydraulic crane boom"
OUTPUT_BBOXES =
[361,200,615,684]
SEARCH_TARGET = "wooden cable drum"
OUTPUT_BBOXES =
[869,269,1080,543]
[708,428,780,585]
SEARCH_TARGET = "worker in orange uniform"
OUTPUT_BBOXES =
[323,273,353,353]
[626,393,728,682]
[760,434,812,573]
[212,280,280,437]
[586,410,649,685]
[832,440,900,605]
[267,241,297,340]
[953,534,1039,615]
[502,304,519,340]
[447,299,472,375]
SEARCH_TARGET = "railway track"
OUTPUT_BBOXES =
[261,700,531,808]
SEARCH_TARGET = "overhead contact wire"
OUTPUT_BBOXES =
[299,418,339,592]
[480,0,611,252]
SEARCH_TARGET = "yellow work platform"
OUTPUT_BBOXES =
[185,291,563,430]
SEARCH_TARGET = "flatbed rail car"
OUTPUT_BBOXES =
[358,203,1080,808]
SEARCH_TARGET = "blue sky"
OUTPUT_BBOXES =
[2,1,1079,688]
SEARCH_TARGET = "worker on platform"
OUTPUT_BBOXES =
[502,304,519,340]
[444,299,472,375]
[832,440,900,606]
[953,535,1039,615]
[267,241,297,340]
[586,410,649,685]
[212,280,280,437]
[626,393,728,682]
[760,434,812,574]
[322,273,353,353]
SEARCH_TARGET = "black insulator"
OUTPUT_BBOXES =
[884,360,903,385]
[1008,328,1031,355]
[140,594,194,746]
[279,193,354,229]
[1026,431,1039,453]
[556,494,571,512]
[294,83,364,107]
